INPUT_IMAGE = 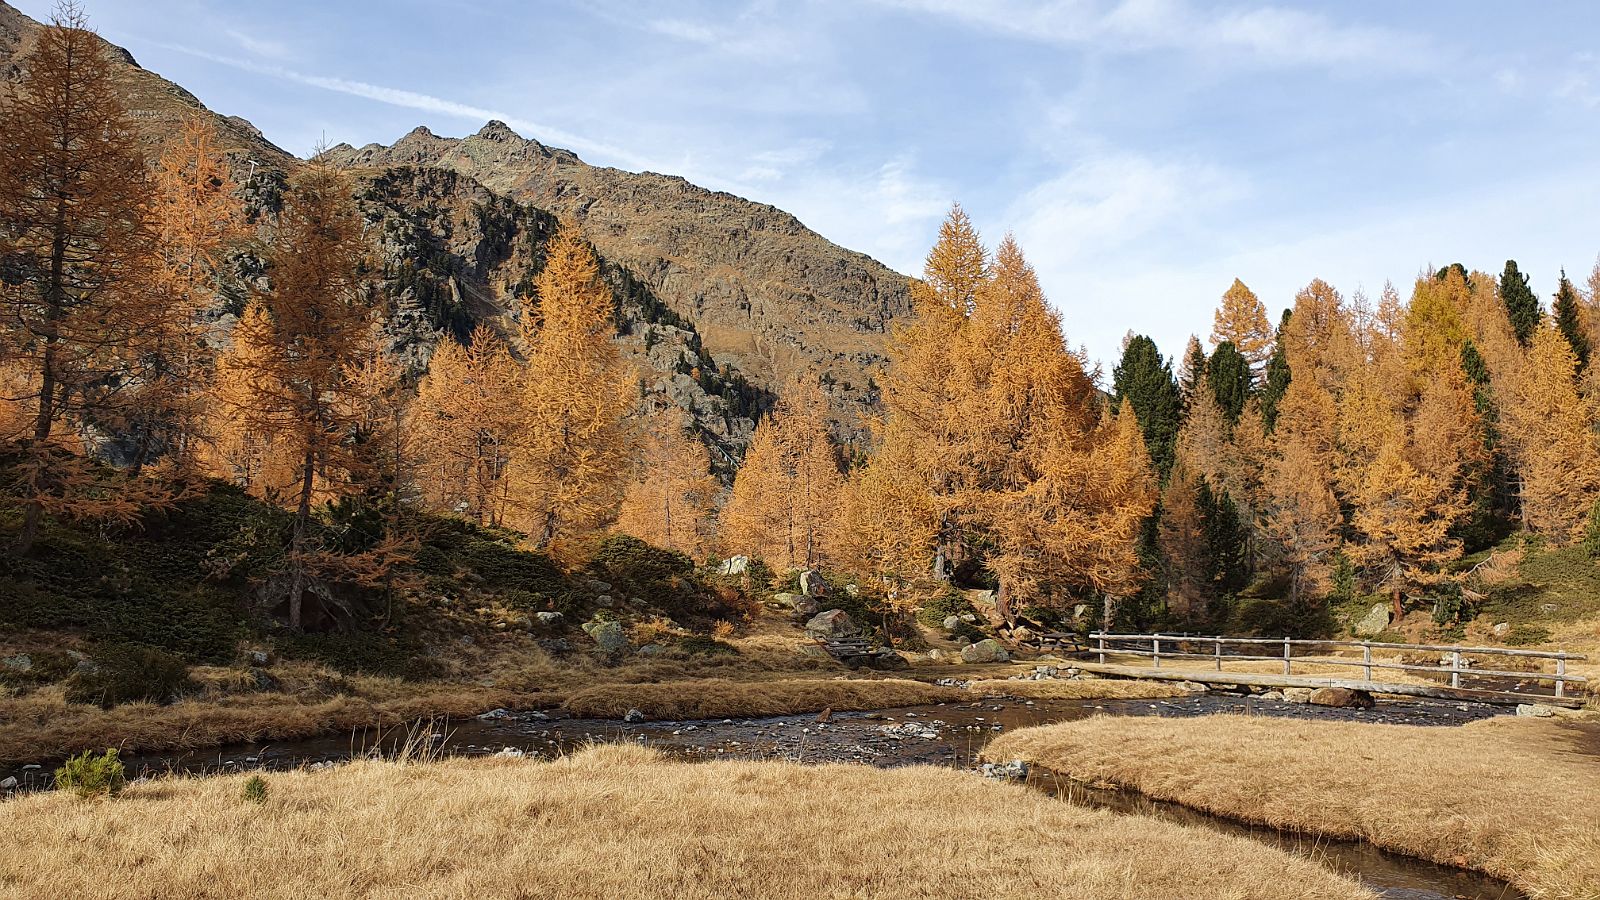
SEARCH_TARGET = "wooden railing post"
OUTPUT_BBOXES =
[1153,634,1162,669]
[1214,638,1223,672]
[1362,642,1372,682]
[1449,650,1462,689]
[1557,657,1567,699]
[1282,637,1292,676]
[1097,633,1106,665]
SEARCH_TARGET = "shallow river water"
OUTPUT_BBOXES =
[3,691,1525,899]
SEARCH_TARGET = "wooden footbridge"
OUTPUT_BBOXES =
[1077,632,1589,707]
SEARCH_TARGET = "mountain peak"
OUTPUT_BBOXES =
[475,120,521,142]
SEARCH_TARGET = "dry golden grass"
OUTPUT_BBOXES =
[966,678,1190,700]
[0,682,546,765]
[0,745,1371,900]
[562,677,965,719]
[986,713,1600,900]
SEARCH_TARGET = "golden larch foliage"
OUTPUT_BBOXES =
[1502,323,1600,541]
[614,411,720,559]
[505,225,637,555]
[411,324,522,526]
[720,380,844,571]
[0,6,169,550]
[1210,279,1273,371]
[211,157,380,628]
[129,113,246,478]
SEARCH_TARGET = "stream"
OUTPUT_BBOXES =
[2,691,1524,899]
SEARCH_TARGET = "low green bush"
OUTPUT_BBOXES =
[55,749,126,799]
[64,643,191,708]
[241,774,268,804]
[1503,624,1551,647]
[916,586,971,629]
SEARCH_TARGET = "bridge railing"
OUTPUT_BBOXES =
[1087,632,1588,700]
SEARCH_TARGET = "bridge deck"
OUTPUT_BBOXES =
[1075,661,1586,707]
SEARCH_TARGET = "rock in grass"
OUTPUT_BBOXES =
[1354,602,1391,637]
[535,611,564,626]
[961,639,1009,664]
[581,619,628,653]
[717,555,749,576]
[799,569,827,597]
[1282,688,1314,704]
[868,648,910,670]
[805,609,860,641]
[1309,687,1374,709]
[624,708,645,723]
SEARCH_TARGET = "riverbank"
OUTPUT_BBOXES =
[985,713,1600,900]
[0,744,1372,900]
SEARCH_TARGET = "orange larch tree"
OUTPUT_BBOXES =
[129,113,246,478]
[505,225,636,555]
[720,380,844,571]
[615,410,720,559]
[213,157,379,628]
[0,5,168,551]
[1211,279,1274,373]
[410,324,521,525]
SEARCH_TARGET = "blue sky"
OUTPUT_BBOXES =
[24,0,1600,370]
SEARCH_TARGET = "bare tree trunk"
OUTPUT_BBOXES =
[288,450,316,631]
[15,359,57,554]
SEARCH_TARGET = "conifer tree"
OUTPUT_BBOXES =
[882,204,988,578]
[0,5,168,552]
[1158,462,1207,622]
[506,225,637,554]
[1499,260,1540,346]
[129,114,247,477]
[411,324,521,525]
[1177,335,1207,402]
[1112,335,1181,479]
[1503,323,1600,540]
[1206,340,1252,425]
[1553,270,1590,372]
[1259,311,1293,432]
[1259,380,1340,605]
[615,411,720,558]
[838,421,940,590]
[1211,279,1273,372]
[721,382,843,571]
[214,157,380,629]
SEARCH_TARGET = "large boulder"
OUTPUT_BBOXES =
[717,555,749,576]
[805,609,861,641]
[799,569,827,597]
[961,639,1010,664]
[1282,687,1314,704]
[867,648,910,671]
[791,595,820,619]
[1309,687,1374,709]
[772,592,801,609]
[1354,603,1391,637]
[581,619,628,653]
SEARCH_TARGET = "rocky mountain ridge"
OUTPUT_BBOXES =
[0,1,913,455]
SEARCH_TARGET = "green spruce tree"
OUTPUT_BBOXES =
[1553,270,1590,371]
[1112,334,1182,480]
[1207,340,1253,425]
[1259,310,1293,433]
[1499,260,1540,346]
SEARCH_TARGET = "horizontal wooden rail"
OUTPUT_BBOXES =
[1089,632,1588,701]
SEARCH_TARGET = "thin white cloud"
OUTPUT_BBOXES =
[869,0,1433,72]
[648,18,718,44]
[148,40,661,170]
[223,27,292,61]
